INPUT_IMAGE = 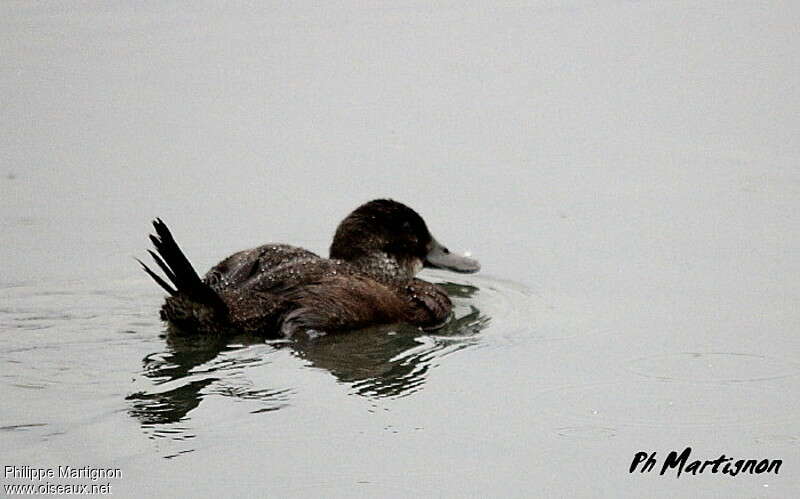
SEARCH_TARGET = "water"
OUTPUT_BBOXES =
[2,1,799,497]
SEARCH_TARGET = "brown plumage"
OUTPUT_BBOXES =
[139,199,480,338]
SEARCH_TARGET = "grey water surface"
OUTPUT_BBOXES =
[2,1,799,497]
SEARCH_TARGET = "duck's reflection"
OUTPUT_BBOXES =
[127,281,487,428]
[292,301,487,398]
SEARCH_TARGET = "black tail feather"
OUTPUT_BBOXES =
[147,249,176,284]
[140,219,225,310]
[136,258,176,295]
[149,218,204,294]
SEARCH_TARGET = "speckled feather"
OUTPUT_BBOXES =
[201,244,450,337]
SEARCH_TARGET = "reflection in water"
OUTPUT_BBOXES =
[292,299,487,398]
[127,333,293,431]
[127,281,488,434]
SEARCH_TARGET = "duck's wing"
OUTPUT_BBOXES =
[278,274,409,337]
[277,275,453,337]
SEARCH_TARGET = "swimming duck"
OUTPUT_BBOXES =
[139,199,480,338]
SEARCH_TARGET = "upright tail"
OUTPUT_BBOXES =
[138,219,227,333]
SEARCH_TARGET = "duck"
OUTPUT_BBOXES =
[139,199,480,338]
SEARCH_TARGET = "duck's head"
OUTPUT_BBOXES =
[329,199,480,279]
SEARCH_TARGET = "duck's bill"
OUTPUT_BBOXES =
[425,239,480,273]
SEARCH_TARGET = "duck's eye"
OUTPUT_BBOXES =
[443,247,450,254]
[401,221,412,231]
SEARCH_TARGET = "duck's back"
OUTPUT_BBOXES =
[204,244,326,293]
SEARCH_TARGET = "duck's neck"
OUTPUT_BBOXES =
[347,253,421,282]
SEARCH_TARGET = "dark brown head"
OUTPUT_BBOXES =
[329,199,480,279]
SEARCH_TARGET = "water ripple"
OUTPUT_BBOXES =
[427,270,604,344]
[625,352,800,383]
